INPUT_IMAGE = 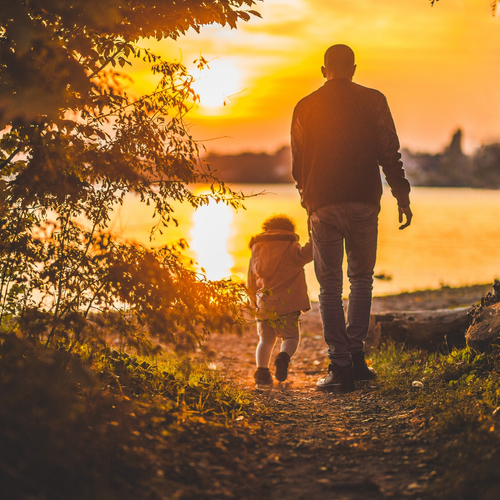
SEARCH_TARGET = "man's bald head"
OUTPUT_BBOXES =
[322,44,356,81]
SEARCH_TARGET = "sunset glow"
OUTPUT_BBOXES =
[192,59,243,112]
[139,0,500,155]
[121,0,500,286]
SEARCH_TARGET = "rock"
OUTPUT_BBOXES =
[366,308,470,351]
[465,302,500,352]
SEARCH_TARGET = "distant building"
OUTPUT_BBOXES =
[402,129,474,187]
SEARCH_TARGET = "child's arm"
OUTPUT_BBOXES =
[292,240,313,266]
[301,240,313,263]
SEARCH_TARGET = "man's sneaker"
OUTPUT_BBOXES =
[316,362,355,393]
[352,351,377,381]
[254,367,273,386]
[274,351,290,382]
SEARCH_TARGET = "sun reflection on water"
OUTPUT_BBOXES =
[116,186,500,297]
[190,199,234,280]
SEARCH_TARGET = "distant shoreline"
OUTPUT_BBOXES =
[309,283,493,313]
[370,283,492,312]
[199,180,500,189]
[301,283,493,334]
[204,132,500,187]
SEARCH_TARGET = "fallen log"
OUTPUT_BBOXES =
[366,307,470,351]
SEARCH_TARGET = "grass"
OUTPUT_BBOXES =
[0,335,260,500]
[89,347,252,419]
[373,342,500,499]
[3,282,500,500]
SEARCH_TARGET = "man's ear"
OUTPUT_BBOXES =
[321,65,327,78]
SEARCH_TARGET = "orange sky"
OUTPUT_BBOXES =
[134,0,500,155]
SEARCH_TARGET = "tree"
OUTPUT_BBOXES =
[430,0,498,15]
[472,143,500,188]
[0,0,261,353]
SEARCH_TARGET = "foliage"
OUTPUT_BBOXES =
[472,143,500,189]
[0,334,125,500]
[430,0,498,16]
[92,347,253,417]
[374,341,500,499]
[0,335,257,499]
[0,0,261,126]
[1,223,249,354]
[0,0,261,352]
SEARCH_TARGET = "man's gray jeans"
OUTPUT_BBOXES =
[310,202,380,366]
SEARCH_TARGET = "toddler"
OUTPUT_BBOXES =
[247,215,313,386]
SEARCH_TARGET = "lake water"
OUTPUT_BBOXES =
[111,185,500,300]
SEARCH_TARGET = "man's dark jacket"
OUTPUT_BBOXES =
[291,79,410,213]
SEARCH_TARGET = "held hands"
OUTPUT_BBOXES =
[398,206,413,230]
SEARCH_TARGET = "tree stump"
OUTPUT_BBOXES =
[466,302,500,352]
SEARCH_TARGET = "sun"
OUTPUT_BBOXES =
[191,59,242,112]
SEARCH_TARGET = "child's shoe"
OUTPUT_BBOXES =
[274,351,290,382]
[254,367,273,386]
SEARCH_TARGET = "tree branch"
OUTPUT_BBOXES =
[0,146,22,173]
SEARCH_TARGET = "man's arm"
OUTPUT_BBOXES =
[375,94,412,228]
[291,106,304,192]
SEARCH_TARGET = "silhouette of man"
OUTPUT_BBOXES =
[291,44,412,393]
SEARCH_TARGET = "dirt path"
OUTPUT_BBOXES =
[206,329,438,499]
[202,288,492,499]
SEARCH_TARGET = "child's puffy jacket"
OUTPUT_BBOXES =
[247,229,313,318]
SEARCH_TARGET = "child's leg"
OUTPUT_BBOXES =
[256,321,277,368]
[279,312,301,358]
[281,336,299,357]
[273,313,300,382]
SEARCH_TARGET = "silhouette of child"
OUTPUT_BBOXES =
[247,215,313,386]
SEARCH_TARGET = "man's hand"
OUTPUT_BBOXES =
[398,206,412,230]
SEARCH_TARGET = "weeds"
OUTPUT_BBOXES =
[0,335,257,500]
[88,347,252,418]
[373,342,500,499]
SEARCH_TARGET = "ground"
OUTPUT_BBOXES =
[201,284,491,499]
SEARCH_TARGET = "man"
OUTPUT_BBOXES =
[291,44,412,393]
